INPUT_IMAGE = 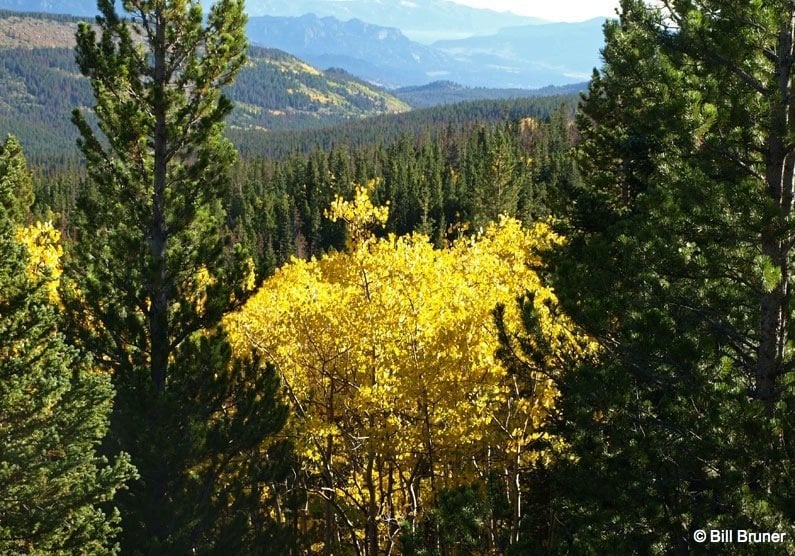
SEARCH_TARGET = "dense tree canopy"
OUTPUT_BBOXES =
[16,0,795,552]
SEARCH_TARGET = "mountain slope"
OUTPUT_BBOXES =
[0,9,81,47]
[232,47,411,130]
[0,11,410,159]
[246,14,453,87]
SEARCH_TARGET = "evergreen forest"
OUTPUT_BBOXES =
[2,0,795,554]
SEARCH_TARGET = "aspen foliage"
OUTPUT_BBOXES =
[226,183,595,552]
[15,220,63,304]
[325,178,390,244]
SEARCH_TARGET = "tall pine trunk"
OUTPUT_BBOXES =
[759,19,795,413]
[151,5,169,394]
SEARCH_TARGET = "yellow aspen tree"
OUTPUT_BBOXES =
[226,182,595,555]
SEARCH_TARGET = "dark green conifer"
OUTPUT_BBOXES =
[67,1,289,551]
[0,136,34,224]
[511,0,795,552]
[0,135,135,554]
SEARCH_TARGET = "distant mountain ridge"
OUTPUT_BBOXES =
[242,0,543,42]
[0,1,99,16]
[246,14,452,87]
[0,0,542,42]
[0,2,607,89]
[246,14,605,88]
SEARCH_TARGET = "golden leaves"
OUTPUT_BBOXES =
[325,178,389,245]
[15,221,63,304]
[224,184,597,546]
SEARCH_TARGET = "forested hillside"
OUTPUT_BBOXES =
[392,80,587,108]
[4,1,795,555]
[0,10,410,161]
[37,101,578,279]
[229,94,578,158]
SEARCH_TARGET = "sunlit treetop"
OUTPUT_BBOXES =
[325,178,390,245]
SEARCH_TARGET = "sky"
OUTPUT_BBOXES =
[449,0,620,22]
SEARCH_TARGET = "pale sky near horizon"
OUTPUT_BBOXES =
[449,0,620,22]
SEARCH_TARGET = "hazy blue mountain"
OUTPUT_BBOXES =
[243,0,542,43]
[0,2,607,89]
[434,19,606,84]
[0,1,113,16]
[247,14,605,88]
[246,14,454,87]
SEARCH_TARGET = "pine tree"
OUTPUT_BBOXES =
[66,1,289,551]
[468,125,523,230]
[0,135,135,555]
[0,136,34,225]
[520,0,795,551]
